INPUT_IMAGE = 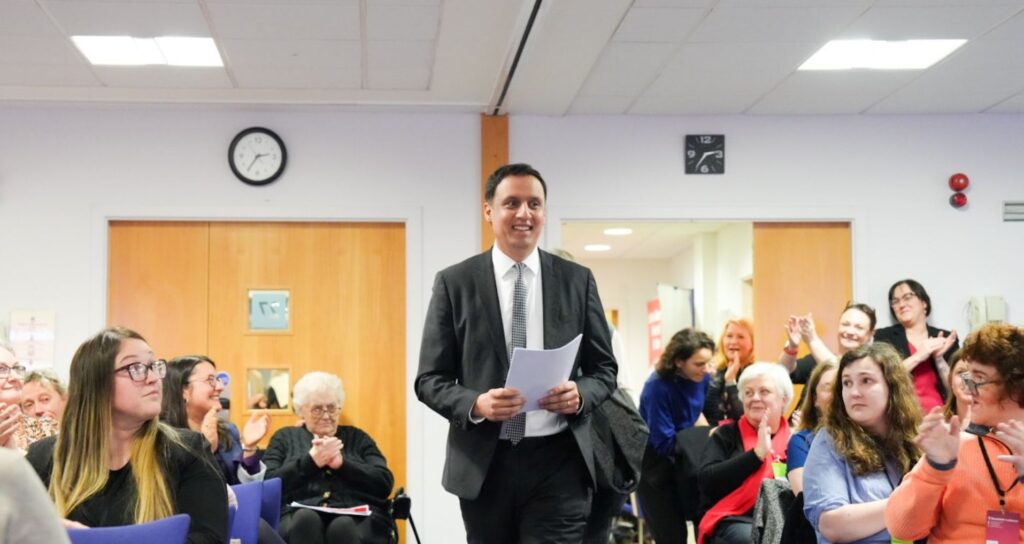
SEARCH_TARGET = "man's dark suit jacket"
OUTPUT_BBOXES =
[415,249,618,500]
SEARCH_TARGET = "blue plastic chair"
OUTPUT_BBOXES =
[66,513,191,544]
[260,477,282,531]
[230,481,263,544]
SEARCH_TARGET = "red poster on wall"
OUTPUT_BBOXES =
[647,298,662,368]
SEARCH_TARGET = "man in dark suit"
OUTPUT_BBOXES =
[415,163,618,543]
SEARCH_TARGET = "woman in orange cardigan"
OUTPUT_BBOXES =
[886,323,1024,542]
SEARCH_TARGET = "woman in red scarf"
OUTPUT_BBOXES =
[698,362,793,544]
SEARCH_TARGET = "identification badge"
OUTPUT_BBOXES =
[986,510,1021,544]
[891,538,912,544]
[772,461,787,479]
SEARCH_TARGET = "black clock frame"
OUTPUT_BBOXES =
[228,127,288,186]
[685,134,725,175]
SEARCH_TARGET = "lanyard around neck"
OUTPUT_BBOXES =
[978,436,1020,511]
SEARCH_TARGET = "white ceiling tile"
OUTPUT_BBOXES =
[367,5,440,41]
[980,9,1024,42]
[0,62,99,86]
[872,0,1024,6]
[0,36,83,64]
[220,39,360,69]
[430,0,523,101]
[44,1,210,36]
[749,70,918,114]
[838,6,1021,40]
[636,42,814,113]
[988,90,1024,112]
[367,41,433,90]
[579,42,676,96]
[206,3,360,40]
[869,38,1024,113]
[687,6,865,43]
[716,0,872,6]
[568,95,634,114]
[92,66,233,88]
[232,65,360,89]
[613,8,707,43]
[1,1,64,37]
[366,0,441,5]
[633,0,715,7]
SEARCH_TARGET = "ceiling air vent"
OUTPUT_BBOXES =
[1005,201,1024,222]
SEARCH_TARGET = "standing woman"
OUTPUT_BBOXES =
[780,303,877,381]
[705,318,756,426]
[873,279,958,413]
[802,343,921,544]
[887,323,1024,542]
[26,327,227,544]
[637,328,715,544]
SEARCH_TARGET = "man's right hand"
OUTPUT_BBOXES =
[472,388,526,422]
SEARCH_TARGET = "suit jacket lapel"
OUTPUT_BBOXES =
[475,250,510,370]
[541,250,559,350]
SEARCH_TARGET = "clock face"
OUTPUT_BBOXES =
[685,134,725,174]
[229,127,287,186]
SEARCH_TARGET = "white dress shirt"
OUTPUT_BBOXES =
[491,246,567,437]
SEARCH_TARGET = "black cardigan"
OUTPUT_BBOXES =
[873,324,959,399]
[263,425,394,516]
[27,430,228,544]
[696,421,764,518]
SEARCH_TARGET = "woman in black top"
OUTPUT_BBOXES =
[26,327,227,544]
[264,371,394,544]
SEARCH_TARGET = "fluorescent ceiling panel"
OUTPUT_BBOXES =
[72,36,222,66]
[799,39,966,70]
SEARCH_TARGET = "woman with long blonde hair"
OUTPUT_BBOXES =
[26,327,227,543]
[704,318,756,425]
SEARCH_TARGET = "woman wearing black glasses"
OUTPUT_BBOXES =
[873,279,959,413]
[264,371,394,544]
[26,327,228,543]
[887,323,1024,542]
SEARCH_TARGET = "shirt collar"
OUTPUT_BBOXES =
[492,245,541,278]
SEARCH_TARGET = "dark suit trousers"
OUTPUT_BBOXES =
[459,431,592,544]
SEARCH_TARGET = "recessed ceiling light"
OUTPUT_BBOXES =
[603,228,633,236]
[72,35,222,67]
[799,39,966,71]
[584,244,612,252]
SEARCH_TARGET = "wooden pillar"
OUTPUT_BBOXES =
[480,114,509,252]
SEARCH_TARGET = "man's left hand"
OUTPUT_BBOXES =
[539,381,581,415]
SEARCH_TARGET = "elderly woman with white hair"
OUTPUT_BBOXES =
[697,362,793,544]
[264,371,394,544]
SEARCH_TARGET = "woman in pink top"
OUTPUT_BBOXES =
[886,323,1024,542]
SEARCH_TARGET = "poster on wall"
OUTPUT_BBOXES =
[647,299,662,368]
[8,310,56,369]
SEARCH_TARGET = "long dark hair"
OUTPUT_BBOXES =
[161,355,233,452]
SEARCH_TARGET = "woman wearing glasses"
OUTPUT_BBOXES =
[887,323,1024,542]
[873,279,959,413]
[161,355,271,484]
[1,343,60,452]
[26,327,228,543]
[264,371,394,544]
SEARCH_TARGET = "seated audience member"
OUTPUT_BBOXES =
[780,303,877,388]
[887,323,1024,543]
[705,318,756,425]
[264,371,394,544]
[21,369,68,420]
[26,327,227,544]
[1,344,58,451]
[786,362,837,496]
[873,279,958,413]
[941,351,970,420]
[162,356,283,544]
[0,448,70,544]
[637,328,715,544]
[803,343,921,544]
[698,362,793,544]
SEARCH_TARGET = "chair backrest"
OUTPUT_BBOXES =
[66,514,191,544]
[230,481,263,544]
[260,477,282,531]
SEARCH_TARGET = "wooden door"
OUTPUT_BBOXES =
[108,220,406,494]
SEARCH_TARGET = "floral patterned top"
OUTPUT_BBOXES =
[13,414,59,451]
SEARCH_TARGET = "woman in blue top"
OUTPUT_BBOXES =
[637,328,715,544]
[803,343,921,544]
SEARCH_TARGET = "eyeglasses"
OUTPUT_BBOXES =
[115,359,167,383]
[0,363,27,380]
[889,292,918,307]
[309,404,339,417]
[958,371,1002,396]
[189,375,227,388]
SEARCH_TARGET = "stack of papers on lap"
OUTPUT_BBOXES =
[289,502,371,516]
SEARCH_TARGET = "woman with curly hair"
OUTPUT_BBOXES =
[803,343,922,543]
[887,323,1024,542]
[704,318,756,426]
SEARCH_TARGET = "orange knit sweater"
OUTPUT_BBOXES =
[886,433,1024,543]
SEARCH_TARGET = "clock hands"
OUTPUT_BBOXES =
[247,153,267,172]
[694,150,723,170]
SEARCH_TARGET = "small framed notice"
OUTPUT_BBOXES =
[248,290,290,331]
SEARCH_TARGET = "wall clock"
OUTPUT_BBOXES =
[229,127,287,186]
[685,134,724,174]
